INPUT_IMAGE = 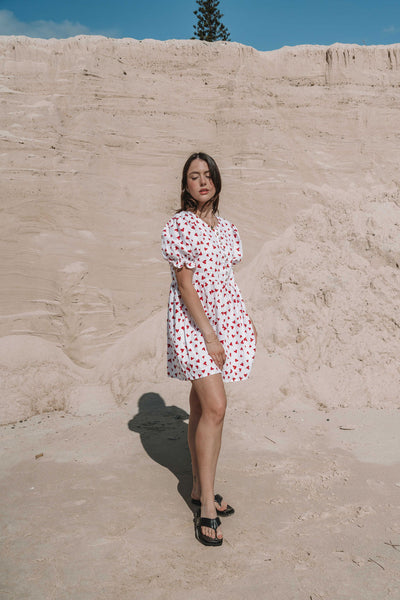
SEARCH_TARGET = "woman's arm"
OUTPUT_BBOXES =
[174,265,226,370]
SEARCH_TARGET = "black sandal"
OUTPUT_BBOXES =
[191,494,235,517]
[194,510,223,546]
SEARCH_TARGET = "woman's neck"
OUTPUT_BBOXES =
[196,205,213,219]
[196,206,217,229]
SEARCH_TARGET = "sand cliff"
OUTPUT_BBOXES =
[0,36,400,422]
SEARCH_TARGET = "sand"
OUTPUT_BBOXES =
[1,36,400,599]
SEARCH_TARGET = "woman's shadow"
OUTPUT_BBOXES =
[128,392,193,510]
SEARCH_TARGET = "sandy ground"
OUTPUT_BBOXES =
[1,384,400,599]
[1,36,400,598]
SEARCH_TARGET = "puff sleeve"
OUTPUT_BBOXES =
[161,216,197,270]
[231,223,243,265]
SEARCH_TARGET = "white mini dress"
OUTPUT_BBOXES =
[161,211,256,382]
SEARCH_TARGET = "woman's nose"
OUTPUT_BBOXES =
[199,175,206,186]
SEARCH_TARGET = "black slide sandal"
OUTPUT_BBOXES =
[194,510,223,546]
[191,494,235,517]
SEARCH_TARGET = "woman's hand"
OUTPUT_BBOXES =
[249,317,257,344]
[205,337,226,370]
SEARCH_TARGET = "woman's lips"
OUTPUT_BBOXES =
[200,190,209,194]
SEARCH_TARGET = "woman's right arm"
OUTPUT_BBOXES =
[174,265,225,370]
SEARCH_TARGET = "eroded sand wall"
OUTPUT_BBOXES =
[1,37,399,422]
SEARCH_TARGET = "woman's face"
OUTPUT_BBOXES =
[185,158,216,206]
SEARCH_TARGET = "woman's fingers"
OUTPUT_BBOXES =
[205,340,226,369]
[213,355,224,369]
[213,349,225,369]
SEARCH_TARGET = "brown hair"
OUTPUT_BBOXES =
[179,152,221,214]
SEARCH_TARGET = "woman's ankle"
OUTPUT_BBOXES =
[200,492,216,508]
[191,475,201,498]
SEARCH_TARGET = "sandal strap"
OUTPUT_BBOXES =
[214,494,223,505]
[199,516,221,530]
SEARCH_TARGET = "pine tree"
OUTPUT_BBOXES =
[192,0,231,42]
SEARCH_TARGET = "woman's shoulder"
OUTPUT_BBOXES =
[162,211,198,238]
[217,215,231,227]
[164,211,197,228]
[217,215,239,234]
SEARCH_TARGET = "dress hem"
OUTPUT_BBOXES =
[167,371,252,383]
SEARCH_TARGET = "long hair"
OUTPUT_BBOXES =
[179,152,222,214]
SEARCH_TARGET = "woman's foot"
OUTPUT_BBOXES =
[199,502,223,542]
[194,510,223,546]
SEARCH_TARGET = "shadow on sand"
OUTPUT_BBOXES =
[128,392,194,510]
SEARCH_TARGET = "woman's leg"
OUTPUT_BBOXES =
[188,385,202,500]
[189,386,229,511]
[190,373,227,540]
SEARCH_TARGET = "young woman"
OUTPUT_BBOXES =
[161,152,257,546]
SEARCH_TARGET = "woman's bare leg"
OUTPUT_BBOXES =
[188,386,202,499]
[189,386,229,511]
[190,373,227,540]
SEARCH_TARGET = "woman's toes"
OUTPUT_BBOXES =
[202,526,214,539]
[202,525,222,540]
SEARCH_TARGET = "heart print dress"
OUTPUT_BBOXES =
[161,211,256,382]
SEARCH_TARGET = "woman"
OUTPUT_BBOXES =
[161,152,257,546]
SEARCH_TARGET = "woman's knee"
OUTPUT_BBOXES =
[192,374,227,424]
[203,397,226,424]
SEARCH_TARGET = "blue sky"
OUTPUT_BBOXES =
[0,0,399,51]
